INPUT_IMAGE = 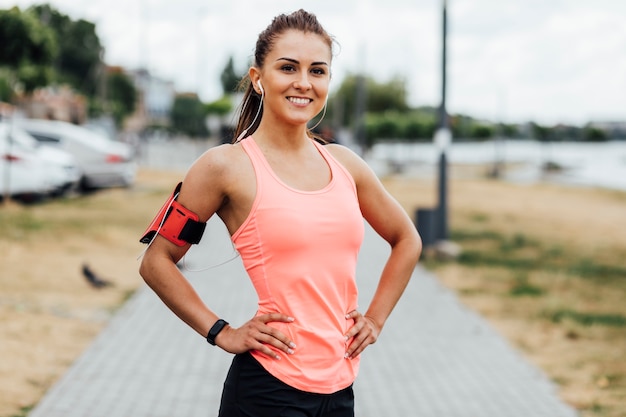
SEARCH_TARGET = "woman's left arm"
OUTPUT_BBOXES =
[328,145,422,359]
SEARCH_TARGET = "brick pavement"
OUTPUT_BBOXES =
[29,219,579,417]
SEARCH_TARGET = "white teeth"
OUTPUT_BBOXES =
[288,97,310,105]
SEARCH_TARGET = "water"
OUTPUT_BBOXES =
[138,137,626,192]
[369,139,626,192]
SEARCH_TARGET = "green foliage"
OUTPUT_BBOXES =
[29,4,103,95]
[530,122,551,142]
[509,275,545,297]
[583,126,607,142]
[9,404,34,417]
[204,96,233,116]
[568,259,626,280]
[547,309,626,327]
[106,71,137,125]
[447,228,626,281]
[469,124,494,140]
[0,71,14,101]
[364,110,437,143]
[0,7,57,67]
[329,74,410,127]
[171,94,208,138]
[220,55,243,95]
[0,6,57,93]
[15,62,54,92]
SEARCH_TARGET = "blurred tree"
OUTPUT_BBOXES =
[530,122,551,142]
[469,124,494,140]
[0,72,12,101]
[107,71,137,126]
[29,4,103,95]
[583,126,607,142]
[171,94,208,138]
[220,56,242,95]
[204,95,232,116]
[329,74,410,127]
[0,7,57,93]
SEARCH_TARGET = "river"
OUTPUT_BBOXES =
[138,137,626,192]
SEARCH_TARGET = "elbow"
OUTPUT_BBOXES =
[392,228,422,265]
[411,230,423,264]
[138,254,155,286]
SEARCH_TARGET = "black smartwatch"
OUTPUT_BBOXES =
[206,319,229,346]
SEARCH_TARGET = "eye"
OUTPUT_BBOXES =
[311,67,327,76]
[281,64,296,72]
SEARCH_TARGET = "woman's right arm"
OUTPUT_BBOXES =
[138,146,295,359]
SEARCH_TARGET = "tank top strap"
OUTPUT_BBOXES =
[311,140,358,196]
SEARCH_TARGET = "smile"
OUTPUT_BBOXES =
[287,97,312,105]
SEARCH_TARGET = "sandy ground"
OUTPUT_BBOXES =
[1,165,625,417]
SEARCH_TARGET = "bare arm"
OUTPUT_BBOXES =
[139,145,295,359]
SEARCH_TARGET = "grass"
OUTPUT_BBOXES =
[382,174,626,417]
[547,310,626,327]
[0,168,183,417]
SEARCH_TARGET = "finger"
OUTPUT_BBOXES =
[260,313,295,324]
[345,332,372,359]
[250,339,284,360]
[259,324,297,353]
[343,312,364,340]
[345,310,359,319]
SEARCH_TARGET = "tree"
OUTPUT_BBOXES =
[171,94,208,138]
[29,4,103,95]
[329,74,410,127]
[0,7,57,94]
[204,96,232,116]
[107,71,137,126]
[220,56,242,95]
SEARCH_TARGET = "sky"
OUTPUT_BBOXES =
[2,0,626,126]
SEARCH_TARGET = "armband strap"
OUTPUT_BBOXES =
[139,182,206,246]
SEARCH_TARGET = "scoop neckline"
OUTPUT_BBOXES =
[248,137,335,194]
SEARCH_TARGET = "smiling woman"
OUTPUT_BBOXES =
[138,9,421,417]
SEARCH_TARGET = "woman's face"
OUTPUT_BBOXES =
[255,29,332,128]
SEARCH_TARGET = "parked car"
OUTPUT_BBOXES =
[1,122,81,196]
[16,119,137,191]
[0,123,50,202]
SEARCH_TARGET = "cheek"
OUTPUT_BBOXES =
[315,82,330,99]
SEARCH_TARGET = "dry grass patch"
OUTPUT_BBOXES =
[381,173,626,417]
[0,169,184,417]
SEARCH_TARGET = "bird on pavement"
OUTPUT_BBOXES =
[82,264,113,289]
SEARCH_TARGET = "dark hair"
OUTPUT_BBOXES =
[232,9,334,143]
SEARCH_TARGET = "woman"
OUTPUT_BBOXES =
[139,9,421,417]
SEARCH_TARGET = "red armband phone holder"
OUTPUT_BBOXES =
[139,182,206,247]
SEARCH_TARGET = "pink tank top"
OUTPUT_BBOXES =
[232,137,365,394]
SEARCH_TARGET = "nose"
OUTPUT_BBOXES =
[293,73,312,91]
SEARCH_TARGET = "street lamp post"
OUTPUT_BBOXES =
[435,0,450,241]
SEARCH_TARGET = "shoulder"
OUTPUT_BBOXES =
[323,143,374,184]
[177,143,252,210]
[186,142,248,182]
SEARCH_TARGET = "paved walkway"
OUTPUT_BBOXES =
[29,219,579,417]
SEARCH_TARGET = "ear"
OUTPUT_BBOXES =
[249,67,262,94]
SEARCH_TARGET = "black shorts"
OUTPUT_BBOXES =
[218,352,355,417]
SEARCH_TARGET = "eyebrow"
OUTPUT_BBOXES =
[276,57,329,66]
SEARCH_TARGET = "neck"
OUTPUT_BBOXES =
[253,119,311,151]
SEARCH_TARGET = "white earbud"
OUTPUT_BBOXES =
[257,81,264,95]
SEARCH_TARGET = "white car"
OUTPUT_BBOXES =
[0,123,50,201]
[16,119,137,191]
[1,122,81,196]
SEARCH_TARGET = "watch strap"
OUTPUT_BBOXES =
[206,319,229,346]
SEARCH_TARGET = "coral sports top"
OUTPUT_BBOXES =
[232,137,365,394]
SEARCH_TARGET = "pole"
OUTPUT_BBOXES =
[435,0,450,241]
